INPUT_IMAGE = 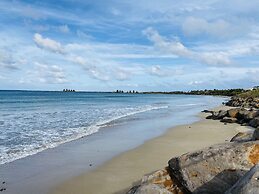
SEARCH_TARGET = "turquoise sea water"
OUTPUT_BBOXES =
[0,90,225,165]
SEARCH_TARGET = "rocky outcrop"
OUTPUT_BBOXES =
[127,141,259,194]
[226,96,259,109]
[168,141,259,194]
[249,117,259,128]
[126,167,185,194]
[225,164,259,194]
[205,108,259,129]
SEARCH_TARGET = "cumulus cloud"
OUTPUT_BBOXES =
[21,62,67,84]
[34,33,64,54]
[143,27,231,66]
[69,55,110,81]
[69,55,141,81]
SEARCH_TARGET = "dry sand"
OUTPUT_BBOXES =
[50,106,252,194]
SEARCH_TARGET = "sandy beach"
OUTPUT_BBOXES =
[50,106,253,194]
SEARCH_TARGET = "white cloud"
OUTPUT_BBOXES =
[143,27,231,66]
[34,33,64,54]
[149,65,183,77]
[0,50,19,70]
[69,55,110,81]
[21,62,67,84]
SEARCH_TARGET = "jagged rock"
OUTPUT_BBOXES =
[202,110,214,114]
[253,129,259,140]
[206,111,219,120]
[217,110,228,119]
[228,108,241,118]
[230,132,255,142]
[126,168,185,194]
[249,117,259,128]
[220,117,237,123]
[243,110,259,121]
[225,164,259,194]
[226,96,259,109]
[168,141,259,194]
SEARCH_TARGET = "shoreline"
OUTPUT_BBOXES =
[50,105,252,194]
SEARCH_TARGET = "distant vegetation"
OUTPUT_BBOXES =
[238,88,259,98]
[142,89,247,96]
[113,86,259,97]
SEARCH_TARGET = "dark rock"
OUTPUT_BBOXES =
[237,119,246,124]
[220,117,237,123]
[243,110,259,121]
[225,164,259,194]
[168,141,259,194]
[206,115,214,119]
[202,110,214,113]
[230,132,255,142]
[249,117,259,128]
[253,129,259,140]
[217,110,228,119]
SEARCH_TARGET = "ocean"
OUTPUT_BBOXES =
[0,90,225,165]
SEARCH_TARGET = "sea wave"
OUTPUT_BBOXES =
[0,104,168,165]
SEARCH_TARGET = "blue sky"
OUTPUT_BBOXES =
[0,0,259,91]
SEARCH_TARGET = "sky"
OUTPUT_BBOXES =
[0,0,259,91]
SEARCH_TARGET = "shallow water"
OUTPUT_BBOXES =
[0,91,226,165]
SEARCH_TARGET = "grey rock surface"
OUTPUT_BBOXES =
[230,132,255,142]
[225,164,259,194]
[168,141,259,194]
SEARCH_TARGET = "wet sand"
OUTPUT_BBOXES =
[50,106,252,194]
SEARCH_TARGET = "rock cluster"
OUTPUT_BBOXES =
[204,108,259,127]
[127,94,259,194]
[225,96,259,109]
[204,108,259,142]
[127,142,259,194]
[127,104,259,193]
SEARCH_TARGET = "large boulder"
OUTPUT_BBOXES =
[243,110,259,121]
[217,110,228,119]
[230,132,255,142]
[225,164,259,194]
[227,108,241,118]
[126,167,185,194]
[168,141,259,194]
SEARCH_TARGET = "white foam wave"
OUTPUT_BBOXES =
[0,104,168,165]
